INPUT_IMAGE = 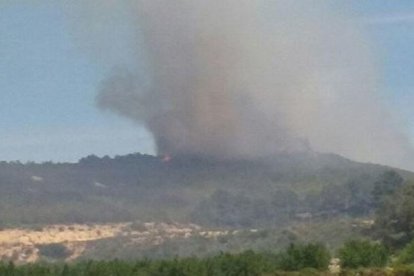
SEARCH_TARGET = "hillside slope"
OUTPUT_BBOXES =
[0,152,412,227]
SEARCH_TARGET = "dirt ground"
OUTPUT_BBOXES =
[0,223,128,263]
[0,222,230,263]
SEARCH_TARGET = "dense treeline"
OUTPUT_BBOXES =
[6,238,414,275]
[0,245,331,276]
[5,241,414,275]
[191,170,406,227]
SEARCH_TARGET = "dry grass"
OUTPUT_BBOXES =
[0,222,230,263]
[0,223,127,263]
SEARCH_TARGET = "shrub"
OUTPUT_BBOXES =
[338,240,389,269]
[396,240,414,265]
[277,243,331,271]
[37,243,71,260]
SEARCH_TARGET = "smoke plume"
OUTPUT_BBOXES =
[66,1,414,169]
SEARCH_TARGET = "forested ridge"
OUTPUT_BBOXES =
[0,152,411,227]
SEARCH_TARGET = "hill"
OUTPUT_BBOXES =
[0,151,412,227]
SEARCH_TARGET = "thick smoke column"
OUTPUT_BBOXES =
[68,1,414,169]
[97,0,306,159]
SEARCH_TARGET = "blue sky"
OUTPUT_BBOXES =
[0,1,154,162]
[0,1,413,162]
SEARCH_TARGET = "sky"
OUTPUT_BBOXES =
[0,1,413,163]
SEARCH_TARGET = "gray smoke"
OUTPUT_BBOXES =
[66,1,414,169]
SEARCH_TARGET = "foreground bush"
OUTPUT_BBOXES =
[396,239,414,265]
[338,240,389,269]
[0,245,334,276]
[277,243,331,271]
[0,254,265,276]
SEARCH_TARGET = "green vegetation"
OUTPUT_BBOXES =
[1,152,414,270]
[37,243,71,260]
[373,182,414,249]
[277,243,330,271]
[371,170,404,208]
[0,247,332,276]
[0,152,410,228]
[338,240,389,269]
[79,219,365,260]
[7,243,414,275]
[396,240,414,265]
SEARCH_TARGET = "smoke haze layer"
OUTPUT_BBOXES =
[66,1,414,169]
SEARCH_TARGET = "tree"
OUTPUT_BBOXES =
[338,240,389,269]
[396,240,414,265]
[371,170,404,208]
[374,183,414,249]
[277,243,331,271]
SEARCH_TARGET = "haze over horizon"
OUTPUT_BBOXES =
[1,1,414,170]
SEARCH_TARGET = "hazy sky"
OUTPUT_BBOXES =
[0,1,413,163]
